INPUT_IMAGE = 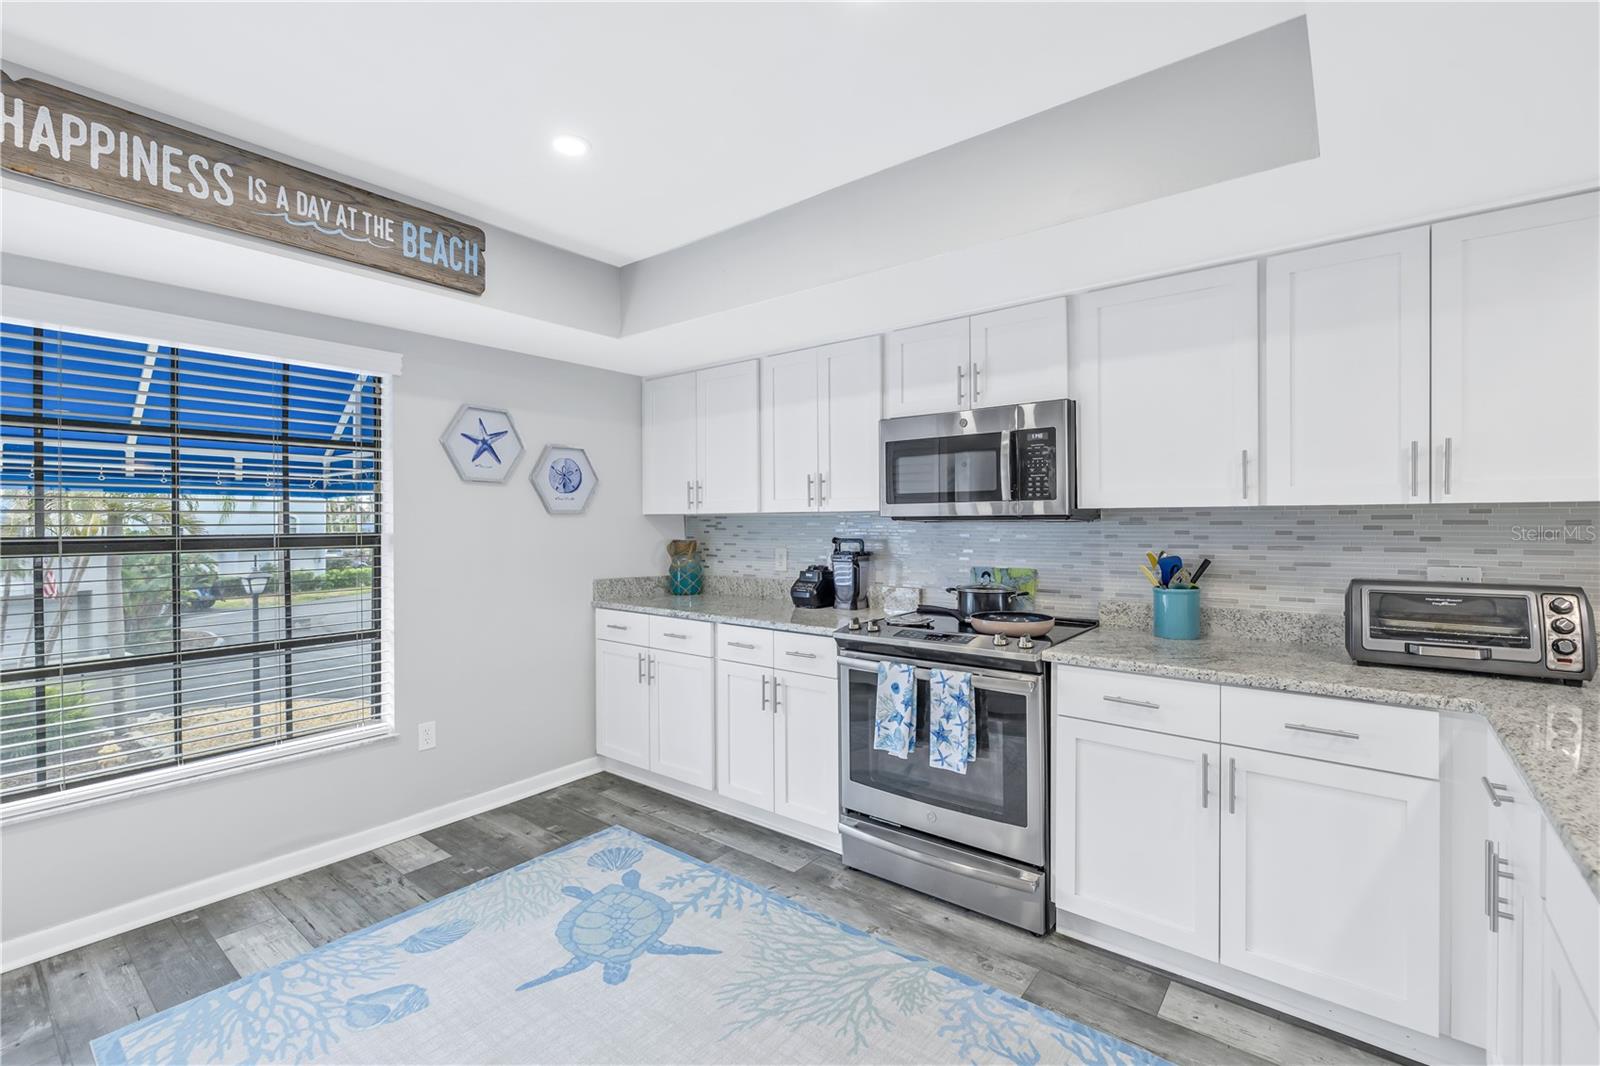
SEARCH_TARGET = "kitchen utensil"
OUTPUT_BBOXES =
[1189,558,1212,585]
[1145,551,1160,570]
[1157,555,1184,587]
[945,583,1022,618]
[1139,565,1161,587]
[1169,567,1193,588]
[966,611,1058,637]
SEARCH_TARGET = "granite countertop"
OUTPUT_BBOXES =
[593,590,870,636]
[1043,628,1600,896]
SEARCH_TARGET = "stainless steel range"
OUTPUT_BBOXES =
[834,611,1096,933]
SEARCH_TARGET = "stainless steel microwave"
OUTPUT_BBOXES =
[1345,580,1593,684]
[879,399,1095,520]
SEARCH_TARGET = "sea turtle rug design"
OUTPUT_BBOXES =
[515,862,719,990]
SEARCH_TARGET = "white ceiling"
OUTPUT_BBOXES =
[1,2,1303,264]
[1,3,1596,378]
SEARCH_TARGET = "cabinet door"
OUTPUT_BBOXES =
[969,297,1069,408]
[1070,262,1260,508]
[1262,228,1431,505]
[761,348,821,513]
[818,336,883,512]
[696,360,760,514]
[595,639,650,769]
[641,372,700,514]
[1054,718,1220,960]
[1488,876,1534,1066]
[1432,192,1600,503]
[772,670,839,831]
[883,317,971,417]
[1220,746,1440,1033]
[716,661,774,810]
[1485,737,1545,1065]
[1541,917,1600,1066]
[649,649,715,790]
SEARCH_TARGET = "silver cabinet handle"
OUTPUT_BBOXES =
[1227,756,1237,814]
[726,641,757,650]
[1102,694,1159,710]
[1443,436,1453,495]
[1283,722,1360,740]
[1410,440,1419,497]
[637,652,645,684]
[972,362,982,400]
[1200,751,1210,809]
[818,471,827,505]
[662,632,690,640]
[1485,840,1515,929]
[806,472,814,507]
[605,623,629,631]
[956,364,964,405]
[1482,776,1516,807]
[696,480,703,506]
[772,676,782,713]
[785,650,818,659]
[647,655,656,684]
[1240,449,1249,500]
[761,673,769,711]
[686,480,693,509]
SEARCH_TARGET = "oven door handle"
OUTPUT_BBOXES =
[835,655,1038,695]
[839,819,1042,894]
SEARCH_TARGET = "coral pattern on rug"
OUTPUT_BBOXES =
[92,825,1170,1065]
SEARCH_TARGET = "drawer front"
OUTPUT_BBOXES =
[773,631,837,677]
[1544,819,1600,1015]
[717,623,775,667]
[1053,666,1220,741]
[648,615,714,657]
[1221,687,1438,779]
[595,608,649,648]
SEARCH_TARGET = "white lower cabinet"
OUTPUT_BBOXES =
[648,648,716,790]
[596,639,650,768]
[1219,745,1440,1034]
[1053,717,1219,960]
[772,669,839,831]
[1541,916,1600,1065]
[716,660,775,809]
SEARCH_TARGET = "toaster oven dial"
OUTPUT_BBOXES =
[1552,638,1579,657]
[1549,596,1575,615]
[1551,617,1577,635]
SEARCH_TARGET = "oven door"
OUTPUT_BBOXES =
[1360,585,1543,663]
[837,653,1046,866]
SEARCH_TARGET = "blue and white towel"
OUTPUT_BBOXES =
[929,669,977,774]
[873,661,917,758]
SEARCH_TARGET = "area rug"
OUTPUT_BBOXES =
[93,825,1167,1064]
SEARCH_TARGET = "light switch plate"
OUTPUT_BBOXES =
[418,721,437,751]
[1426,565,1482,583]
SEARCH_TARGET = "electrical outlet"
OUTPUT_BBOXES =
[418,721,437,751]
[1426,565,1482,584]
[774,548,788,573]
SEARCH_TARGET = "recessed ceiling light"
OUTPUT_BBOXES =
[551,134,590,158]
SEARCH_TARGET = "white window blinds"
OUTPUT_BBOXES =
[0,322,390,804]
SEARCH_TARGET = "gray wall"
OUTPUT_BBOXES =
[0,260,680,944]
[687,504,1600,616]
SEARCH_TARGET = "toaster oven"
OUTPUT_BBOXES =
[1345,580,1593,684]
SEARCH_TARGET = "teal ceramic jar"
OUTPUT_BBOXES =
[666,539,704,596]
[1152,587,1201,640]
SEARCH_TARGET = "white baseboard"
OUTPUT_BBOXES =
[598,758,842,855]
[1,756,602,970]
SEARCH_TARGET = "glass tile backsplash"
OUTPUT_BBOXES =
[686,503,1600,615]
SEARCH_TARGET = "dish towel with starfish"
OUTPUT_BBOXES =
[929,669,977,774]
[873,661,917,758]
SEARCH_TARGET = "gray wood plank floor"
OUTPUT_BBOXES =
[0,772,1409,1065]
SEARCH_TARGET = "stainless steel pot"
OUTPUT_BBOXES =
[945,584,1020,618]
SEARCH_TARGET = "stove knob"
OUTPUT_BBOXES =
[1549,596,1575,615]
[865,619,881,634]
[1018,635,1035,650]
[847,617,861,631]
[1552,638,1579,656]
[992,634,1010,647]
[1552,617,1577,635]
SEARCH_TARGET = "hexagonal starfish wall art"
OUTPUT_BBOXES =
[440,404,525,483]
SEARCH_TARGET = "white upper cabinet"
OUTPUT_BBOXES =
[761,336,881,513]
[1432,192,1600,503]
[641,372,699,514]
[642,361,760,514]
[1071,262,1260,508]
[968,297,1070,408]
[883,317,971,417]
[1262,228,1431,505]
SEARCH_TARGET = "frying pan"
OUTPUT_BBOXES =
[966,611,1056,637]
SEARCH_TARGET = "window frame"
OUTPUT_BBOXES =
[0,312,398,822]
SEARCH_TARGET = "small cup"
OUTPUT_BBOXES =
[1152,587,1201,640]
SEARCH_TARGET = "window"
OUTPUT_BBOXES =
[1,322,389,806]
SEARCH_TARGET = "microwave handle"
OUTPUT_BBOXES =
[999,430,1015,504]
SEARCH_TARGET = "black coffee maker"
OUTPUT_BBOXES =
[830,538,872,611]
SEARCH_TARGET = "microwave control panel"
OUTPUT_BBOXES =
[1013,428,1057,501]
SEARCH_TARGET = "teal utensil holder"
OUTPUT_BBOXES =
[1152,587,1201,640]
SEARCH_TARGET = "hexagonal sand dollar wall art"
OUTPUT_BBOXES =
[532,444,598,514]
[441,404,525,484]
